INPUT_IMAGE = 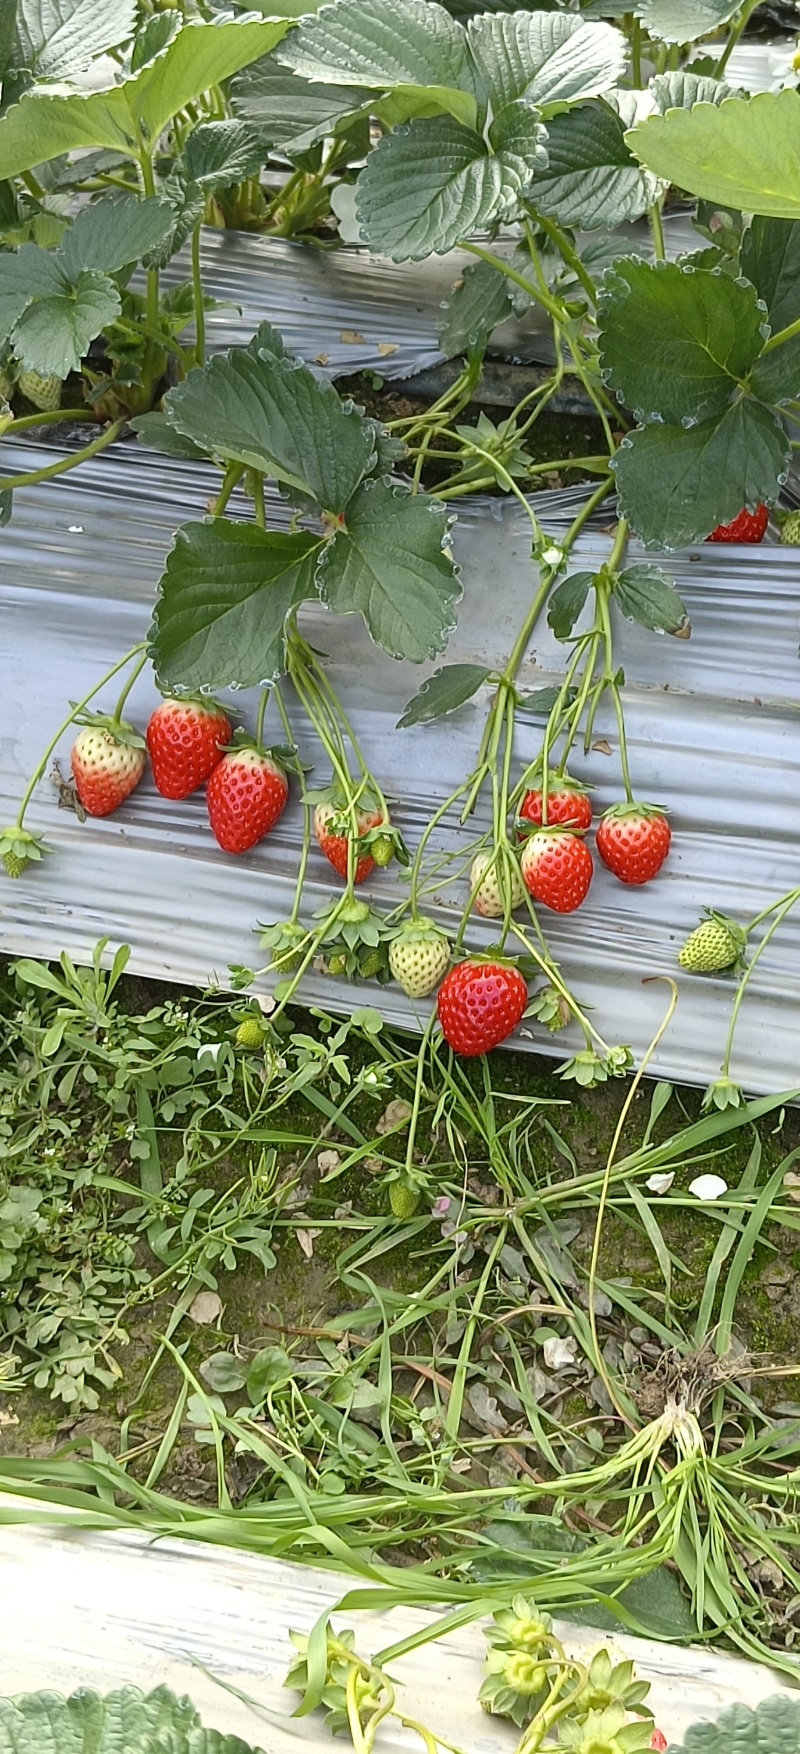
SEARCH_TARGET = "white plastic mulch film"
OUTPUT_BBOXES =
[1,404,799,1096]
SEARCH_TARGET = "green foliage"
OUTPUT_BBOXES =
[397,663,492,726]
[0,1684,260,1753]
[629,89,800,218]
[673,1698,800,1754]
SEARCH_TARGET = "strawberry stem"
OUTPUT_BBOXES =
[0,417,125,495]
[255,685,269,750]
[111,649,148,726]
[12,643,147,833]
[212,464,244,518]
[722,887,800,1077]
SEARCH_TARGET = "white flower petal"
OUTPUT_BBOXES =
[646,1172,675,1194]
[689,1173,728,1201]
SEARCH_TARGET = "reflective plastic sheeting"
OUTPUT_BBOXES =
[0,438,799,1094]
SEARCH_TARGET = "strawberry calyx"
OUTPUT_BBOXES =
[597,800,667,823]
[71,709,146,751]
[0,825,47,878]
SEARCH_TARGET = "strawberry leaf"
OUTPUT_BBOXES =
[12,268,120,375]
[150,521,322,692]
[467,11,626,112]
[528,104,656,230]
[0,1682,262,1751]
[741,217,800,405]
[9,0,136,82]
[277,0,477,96]
[613,400,788,549]
[628,89,800,219]
[178,119,267,192]
[547,570,594,640]
[57,193,175,279]
[598,259,765,424]
[614,566,689,636]
[320,478,460,661]
[397,662,491,726]
[355,113,541,260]
[231,60,369,154]
[164,343,377,515]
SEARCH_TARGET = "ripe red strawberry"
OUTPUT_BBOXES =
[438,960,528,1057]
[520,829,593,913]
[71,718,146,818]
[146,697,231,799]
[314,800,384,884]
[706,504,768,543]
[596,803,671,885]
[519,782,592,834]
[207,747,288,853]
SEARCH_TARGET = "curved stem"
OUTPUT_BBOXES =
[535,213,597,304]
[649,200,667,262]
[11,645,146,831]
[212,463,244,517]
[191,223,205,367]
[7,407,96,433]
[0,418,125,494]
[460,241,566,325]
[255,686,270,749]
[722,892,800,1077]
[112,649,149,725]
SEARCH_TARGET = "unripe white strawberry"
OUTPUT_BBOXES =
[470,852,524,917]
[388,918,450,998]
[17,368,62,411]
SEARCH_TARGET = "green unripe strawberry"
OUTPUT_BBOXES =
[678,911,746,973]
[235,1016,266,1049]
[388,918,450,998]
[17,368,62,411]
[371,834,394,867]
[326,952,348,976]
[471,851,524,918]
[389,1179,420,1218]
[780,509,800,546]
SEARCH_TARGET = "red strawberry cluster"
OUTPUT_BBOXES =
[70,696,289,855]
[515,782,671,913]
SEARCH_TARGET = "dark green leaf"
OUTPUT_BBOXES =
[11,0,135,81]
[518,685,571,714]
[675,1699,800,1754]
[355,115,525,260]
[246,1345,293,1402]
[0,245,63,339]
[439,257,512,357]
[613,400,788,549]
[180,120,266,191]
[628,89,800,219]
[750,334,800,405]
[129,11,180,72]
[547,570,594,640]
[277,0,477,96]
[165,346,376,513]
[0,16,292,174]
[141,175,204,270]
[150,521,321,692]
[130,412,209,460]
[321,478,460,661]
[614,564,689,635]
[635,0,740,43]
[467,11,626,111]
[12,268,120,374]
[740,216,800,332]
[57,194,175,279]
[529,105,653,229]
[231,58,369,152]
[650,69,732,109]
[0,489,12,526]
[199,1351,248,1393]
[598,258,764,422]
[487,98,547,185]
[397,662,491,726]
[0,1682,262,1752]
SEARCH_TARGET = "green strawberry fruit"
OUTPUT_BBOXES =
[17,369,62,411]
[388,918,450,998]
[326,952,348,976]
[389,1179,420,1218]
[0,366,14,404]
[371,834,394,867]
[471,851,525,918]
[678,911,746,973]
[780,509,800,546]
[235,1016,266,1049]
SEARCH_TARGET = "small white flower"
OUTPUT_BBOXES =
[197,1042,223,1064]
[541,544,564,568]
[646,1172,675,1194]
[689,1173,728,1201]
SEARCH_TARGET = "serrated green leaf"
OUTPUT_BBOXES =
[438,257,512,357]
[613,400,788,549]
[740,216,800,332]
[165,345,376,514]
[675,1698,800,1754]
[0,245,63,339]
[355,115,525,260]
[12,269,120,374]
[0,16,291,174]
[598,258,765,423]
[231,59,368,152]
[374,81,478,128]
[130,11,180,72]
[749,334,800,404]
[397,662,491,725]
[150,521,321,692]
[0,1682,261,1752]
[614,564,689,635]
[320,478,460,661]
[130,412,209,460]
[529,104,653,229]
[57,194,175,279]
[467,11,626,112]
[11,0,136,81]
[547,570,594,639]
[277,0,476,95]
[488,99,547,183]
[634,0,739,43]
[180,120,266,191]
[629,90,800,218]
[650,70,732,110]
